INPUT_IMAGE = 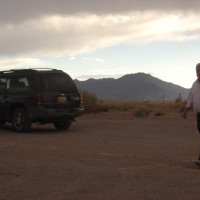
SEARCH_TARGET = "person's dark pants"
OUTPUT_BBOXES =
[197,113,200,133]
[197,113,200,160]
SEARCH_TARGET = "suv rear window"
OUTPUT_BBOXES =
[42,73,78,92]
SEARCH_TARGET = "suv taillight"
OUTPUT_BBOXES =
[36,93,43,105]
[80,93,83,104]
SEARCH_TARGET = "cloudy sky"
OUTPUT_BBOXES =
[1,0,200,88]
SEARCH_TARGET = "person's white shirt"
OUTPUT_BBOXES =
[186,79,200,112]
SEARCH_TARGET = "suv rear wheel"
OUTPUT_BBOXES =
[12,108,32,132]
[53,120,71,130]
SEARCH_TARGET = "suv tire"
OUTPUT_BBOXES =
[12,108,32,132]
[53,120,71,130]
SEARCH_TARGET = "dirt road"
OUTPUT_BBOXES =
[0,113,200,200]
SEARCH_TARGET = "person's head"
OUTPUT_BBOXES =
[196,63,200,80]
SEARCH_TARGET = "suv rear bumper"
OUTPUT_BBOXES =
[28,105,84,121]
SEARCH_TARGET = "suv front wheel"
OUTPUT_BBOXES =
[53,120,71,130]
[12,108,32,132]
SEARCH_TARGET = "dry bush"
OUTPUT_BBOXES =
[95,99,186,117]
[81,90,187,116]
[81,90,109,113]
[134,105,151,117]
[81,90,97,112]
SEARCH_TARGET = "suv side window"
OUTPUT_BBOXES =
[0,77,10,92]
[14,76,36,91]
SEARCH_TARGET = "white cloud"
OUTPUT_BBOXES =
[82,57,105,62]
[94,58,105,62]
[1,0,200,23]
[0,58,46,70]
[74,74,122,80]
[0,11,200,56]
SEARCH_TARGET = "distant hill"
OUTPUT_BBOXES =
[75,73,189,101]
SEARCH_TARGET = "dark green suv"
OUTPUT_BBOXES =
[0,68,84,132]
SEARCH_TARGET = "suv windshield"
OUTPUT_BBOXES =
[42,73,78,92]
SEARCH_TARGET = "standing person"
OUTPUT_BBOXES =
[182,63,200,165]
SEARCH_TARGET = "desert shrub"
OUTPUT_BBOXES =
[154,111,165,116]
[80,92,186,116]
[81,90,98,112]
[134,105,152,117]
[80,90,109,113]
[174,98,186,112]
[96,100,136,112]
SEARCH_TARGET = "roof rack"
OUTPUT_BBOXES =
[28,68,57,71]
[0,68,59,74]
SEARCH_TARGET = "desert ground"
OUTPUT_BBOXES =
[0,112,200,200]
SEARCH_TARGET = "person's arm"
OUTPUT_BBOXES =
[182,107,191,119]
[182,88,193,119]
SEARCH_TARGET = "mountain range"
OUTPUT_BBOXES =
[74,73,190,101]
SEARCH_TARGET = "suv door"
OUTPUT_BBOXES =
[0,75,11,120]
[11,75,37,104]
